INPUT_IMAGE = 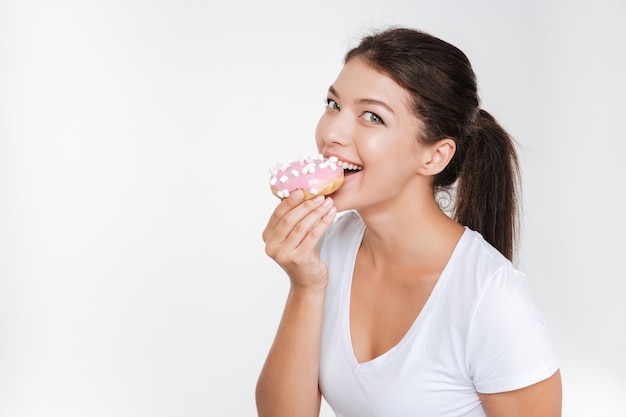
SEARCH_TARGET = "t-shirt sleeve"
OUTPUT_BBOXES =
[467,267,560,394]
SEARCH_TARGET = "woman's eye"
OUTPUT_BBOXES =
[363,111,383,124]
[326,98,340,111]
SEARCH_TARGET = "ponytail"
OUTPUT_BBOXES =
[453,109,520,261]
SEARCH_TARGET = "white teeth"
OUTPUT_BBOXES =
[337,161,363,171]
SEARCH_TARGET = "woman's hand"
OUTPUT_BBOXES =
[262,190,337,290]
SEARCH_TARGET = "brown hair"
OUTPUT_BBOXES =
[346,27,520,261]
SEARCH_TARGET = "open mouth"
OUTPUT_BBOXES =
[336,159,363,175]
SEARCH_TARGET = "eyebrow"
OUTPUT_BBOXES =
[328,85,395,115]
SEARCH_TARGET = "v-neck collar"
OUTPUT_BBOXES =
[339,224,469,373]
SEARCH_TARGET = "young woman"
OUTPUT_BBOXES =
[257,27,561,417]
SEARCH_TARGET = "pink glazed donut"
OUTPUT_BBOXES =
[269,155,344,200]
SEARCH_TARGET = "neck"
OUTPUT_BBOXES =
[357,190,464,275]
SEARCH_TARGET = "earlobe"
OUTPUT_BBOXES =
[418,138,456,176]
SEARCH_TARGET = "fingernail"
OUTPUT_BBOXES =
[291,190,304,202]
[322,197,333,207]
[312,195,324,203]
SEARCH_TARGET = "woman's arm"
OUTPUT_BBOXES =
[479,370,562,417]
[256,285,327,417]
[256,191,337,417]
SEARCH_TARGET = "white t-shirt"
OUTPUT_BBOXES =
[318,211,559,417]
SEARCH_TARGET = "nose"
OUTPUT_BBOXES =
[315,110,352,151]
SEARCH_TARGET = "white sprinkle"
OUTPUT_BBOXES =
[309,188,318,195]
[277,190,284,198]
[279,175,288,183]
[281,189,289,197]
[270,177,277,186]
[329,156,338,163]
[291,169,299,177]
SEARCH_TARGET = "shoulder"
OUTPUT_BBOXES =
[440,228,531,332]
[458,231,560,394]
[458,229,537,340]
[447,228,524,299]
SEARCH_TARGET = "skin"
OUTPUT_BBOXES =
[257,191,334,417]
[256,57,562,417]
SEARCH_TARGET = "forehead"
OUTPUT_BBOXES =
[331,58,413,111]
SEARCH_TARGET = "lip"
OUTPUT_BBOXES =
[323,153,363,169]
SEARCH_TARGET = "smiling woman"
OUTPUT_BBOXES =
[1,0,624,415]
[256,27,561,417]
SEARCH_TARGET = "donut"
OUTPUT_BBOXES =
[269,155,344,200]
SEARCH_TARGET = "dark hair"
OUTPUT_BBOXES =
[346,27,520,261]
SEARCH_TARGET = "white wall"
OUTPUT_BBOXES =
[1,1,624,416]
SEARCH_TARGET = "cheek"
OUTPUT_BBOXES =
[365,134,419,174]
[314,117,325,151]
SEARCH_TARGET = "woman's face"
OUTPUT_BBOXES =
[315,58,427,213]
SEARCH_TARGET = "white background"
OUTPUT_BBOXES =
[1,0,625,416]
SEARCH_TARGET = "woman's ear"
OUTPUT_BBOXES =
[417,138,456,176]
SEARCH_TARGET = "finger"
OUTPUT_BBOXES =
[278,197,336,253]
[264,196,330,261]
[262,190,305,242]
[269,199,336,269]
[290,199,337,253]
[268,194,328,247]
